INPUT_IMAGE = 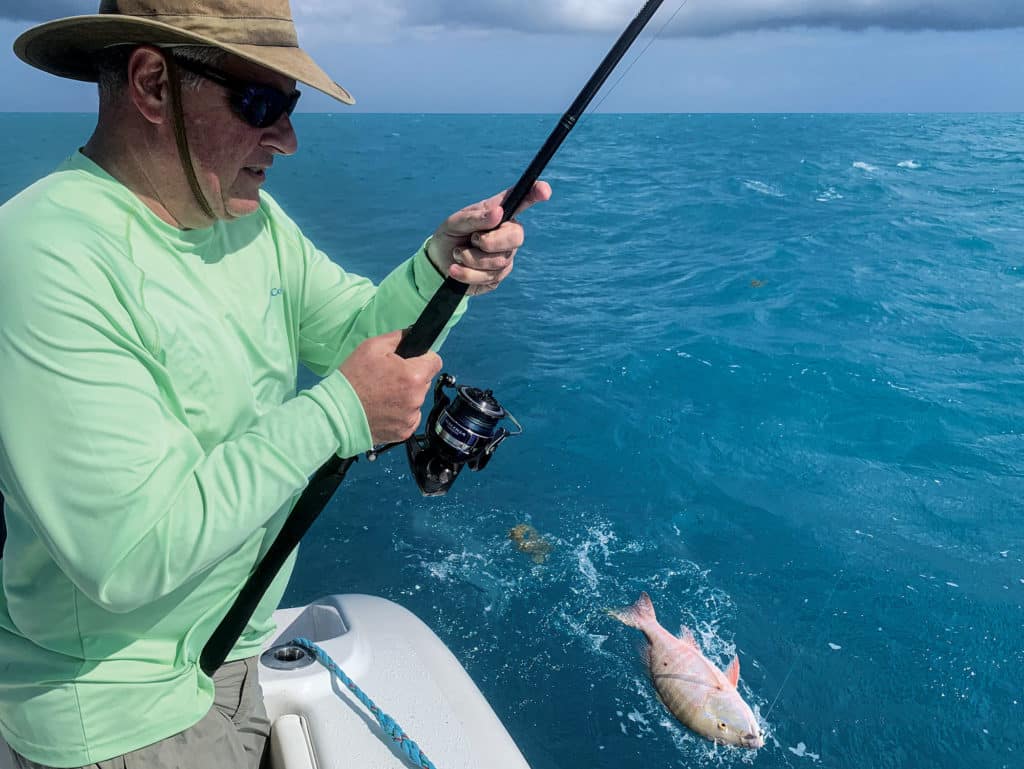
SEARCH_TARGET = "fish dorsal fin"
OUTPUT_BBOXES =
[679,626,699,649]
[724,655,740,687]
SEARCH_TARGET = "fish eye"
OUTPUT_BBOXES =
[717,721,727,730]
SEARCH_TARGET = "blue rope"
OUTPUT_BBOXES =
[291,637,438,769]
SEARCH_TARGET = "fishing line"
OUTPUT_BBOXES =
[575,0,849,726]
[559,0,850,732]
[762,565,848,720]
[585,0,691,117]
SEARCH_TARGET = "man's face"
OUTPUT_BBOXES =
[179,55,299,220]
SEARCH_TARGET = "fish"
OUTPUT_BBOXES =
[608,591,764,749]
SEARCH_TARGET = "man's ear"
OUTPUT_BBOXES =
[127,46,171,125]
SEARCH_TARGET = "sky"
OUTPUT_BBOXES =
[0,1,1021,112]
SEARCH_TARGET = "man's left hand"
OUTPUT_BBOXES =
[427,181,552,296]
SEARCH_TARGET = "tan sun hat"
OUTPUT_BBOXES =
[14,0,354,105]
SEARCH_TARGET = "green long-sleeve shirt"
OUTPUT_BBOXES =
[0,152,463,766]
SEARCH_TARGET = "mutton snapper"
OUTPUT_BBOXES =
[609,591,764,749]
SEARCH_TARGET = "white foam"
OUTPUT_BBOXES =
[898,160,921,169]
[743,179,785,197]
[576,547,599,592]
[828,642,842,650]
[627,709,650,726]
[852,161,878,173]
[789,742,821,761]
[575,526,618,592]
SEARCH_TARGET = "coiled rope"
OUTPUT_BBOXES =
[291,637,438,769]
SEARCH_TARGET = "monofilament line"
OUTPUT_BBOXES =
[763,568,847,720]
[586,0,691,117]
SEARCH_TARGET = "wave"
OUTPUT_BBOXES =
[742,179,785,198]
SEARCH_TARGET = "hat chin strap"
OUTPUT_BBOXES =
[165,57,217,223]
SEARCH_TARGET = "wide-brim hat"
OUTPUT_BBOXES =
[14,0,354,104]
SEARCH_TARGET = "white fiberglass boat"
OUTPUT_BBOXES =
[0,594,531,769]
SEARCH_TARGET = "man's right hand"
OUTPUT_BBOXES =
[339,330,442,444]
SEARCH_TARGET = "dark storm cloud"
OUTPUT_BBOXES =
[304,1,1024,38]
[7,2,1024,36]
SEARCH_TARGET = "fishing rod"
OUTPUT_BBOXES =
[200,0,669,675]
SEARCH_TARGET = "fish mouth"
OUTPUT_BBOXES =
[740,732,765,749]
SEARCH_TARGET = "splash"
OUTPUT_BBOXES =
[816,186,844,202]
[789,741,821,761]
[401,502,770,765]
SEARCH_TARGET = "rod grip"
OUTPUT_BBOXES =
[396,276,469,359]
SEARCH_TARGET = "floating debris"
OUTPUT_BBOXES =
[750,279,764,288]
[508,523,552,564]
[828,643,842,651]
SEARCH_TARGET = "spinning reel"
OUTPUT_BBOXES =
[367,373,522,496]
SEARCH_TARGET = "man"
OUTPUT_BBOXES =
[0,2,551,768]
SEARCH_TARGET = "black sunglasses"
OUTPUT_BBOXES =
[171,56,301,129]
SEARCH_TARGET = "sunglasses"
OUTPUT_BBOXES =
[171,56,301,129]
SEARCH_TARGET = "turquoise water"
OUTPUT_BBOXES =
[2,113,1023,769]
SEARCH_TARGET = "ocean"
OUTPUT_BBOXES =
[2,112,1022,769]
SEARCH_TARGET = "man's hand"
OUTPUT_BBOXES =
[427,181,552,296]
[339,330,442,444]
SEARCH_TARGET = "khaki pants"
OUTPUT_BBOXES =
[11,657,270,769]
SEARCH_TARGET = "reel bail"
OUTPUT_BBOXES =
[408,373,521,496]
[368,373,521,496]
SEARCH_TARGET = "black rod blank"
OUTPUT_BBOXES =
[200,0,668,675]
[397,0,668,359]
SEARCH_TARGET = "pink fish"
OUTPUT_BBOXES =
[609,591,764,749]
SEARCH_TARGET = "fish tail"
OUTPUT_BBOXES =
[607,591,658,631]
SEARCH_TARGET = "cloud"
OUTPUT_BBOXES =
[298,1,1024,38]
[6,1,1024,38]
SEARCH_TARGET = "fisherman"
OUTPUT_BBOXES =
[0,2,550,768]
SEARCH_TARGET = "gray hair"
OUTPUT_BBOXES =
[95,45,227,103]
